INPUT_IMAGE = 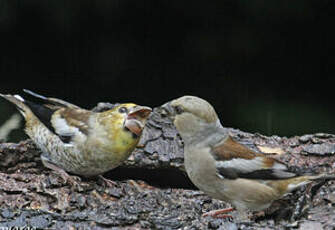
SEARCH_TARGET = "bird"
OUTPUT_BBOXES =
[161,95,334,219]
[0,89,151,184]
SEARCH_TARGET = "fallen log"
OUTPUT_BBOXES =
[0,104,334,229]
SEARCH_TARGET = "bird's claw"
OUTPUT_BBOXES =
[98,175,118,187]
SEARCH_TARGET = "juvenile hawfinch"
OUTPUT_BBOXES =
[162,95,334,218]
[0,90,151,181]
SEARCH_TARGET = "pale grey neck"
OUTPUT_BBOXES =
[181,119,227,147]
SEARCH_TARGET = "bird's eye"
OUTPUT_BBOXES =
[118,107,128,113]
[174,106,184,115]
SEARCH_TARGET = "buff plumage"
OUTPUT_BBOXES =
[0,90,151,177]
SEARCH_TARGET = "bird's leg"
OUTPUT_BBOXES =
[202,207,234,219]
[42,160,81,186]
[98,175,118,187]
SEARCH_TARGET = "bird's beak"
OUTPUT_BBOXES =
[125,106,152,137]
[159,101,175,121]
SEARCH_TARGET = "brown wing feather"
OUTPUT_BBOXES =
[57,108,91,135]
[212,136,279,168]
[213,136,256,159]
[212,136,296,180]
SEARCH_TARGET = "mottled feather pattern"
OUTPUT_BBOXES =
[0,91,151,177]
[25,117,86,175]
[23,103,142,176]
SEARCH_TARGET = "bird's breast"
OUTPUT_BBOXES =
[184,146,223,199]
[84,127,138,165]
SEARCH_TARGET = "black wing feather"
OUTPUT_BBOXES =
[24,100,57,134]
[217,167,298,180]
[22,90,78,143]
[24,100,73,144]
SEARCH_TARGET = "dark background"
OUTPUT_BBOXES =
[1,0,334,142]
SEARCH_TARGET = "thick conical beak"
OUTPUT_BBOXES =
[159,101,175,120]
[125,106,152,136]
[128,106,152,119]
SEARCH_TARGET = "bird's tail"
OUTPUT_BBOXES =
[268,173,335,196]
[309,173,335,181]
[285,173,335,193]
[0,93,31,119]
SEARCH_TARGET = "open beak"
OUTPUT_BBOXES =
[124,106,152,136]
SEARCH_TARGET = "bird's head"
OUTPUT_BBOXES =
[161,96,219,143]
[100,103,152,138]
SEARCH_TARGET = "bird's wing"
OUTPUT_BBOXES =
[23,89,81,109]
[211,136,297,180]
[50,108,91,143]
[22,90,90,143]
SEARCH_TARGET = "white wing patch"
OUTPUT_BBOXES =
[14,95,25,102]
[51,115,86,143]
[52,116,77,136]
[215,157,287,173]
[271,161,287,170]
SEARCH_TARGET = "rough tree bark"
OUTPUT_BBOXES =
[0,104,335,229]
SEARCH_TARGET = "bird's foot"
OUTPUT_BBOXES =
[203,207,234,219]
[98,175,118,187]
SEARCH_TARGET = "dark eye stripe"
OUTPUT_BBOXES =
[175,106,183,114]
[118,107,128,113]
